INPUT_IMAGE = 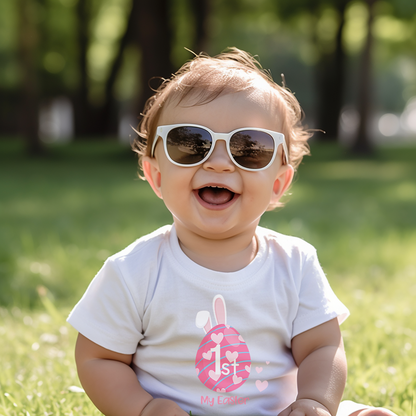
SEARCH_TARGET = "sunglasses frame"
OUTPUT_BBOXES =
[151,124,288,172]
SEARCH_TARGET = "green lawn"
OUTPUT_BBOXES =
[1,140,415,415]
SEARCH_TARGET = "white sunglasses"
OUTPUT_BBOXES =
[151,124,288,171]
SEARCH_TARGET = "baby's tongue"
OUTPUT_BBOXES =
[199,187,234,205]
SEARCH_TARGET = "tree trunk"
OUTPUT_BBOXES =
[189,0,211,53]
[351,0,376,155]
[97,0,139,136]
[133,0,176,121]
[74,0,91,137]
[315,0,348,141]
[17,0,44,155]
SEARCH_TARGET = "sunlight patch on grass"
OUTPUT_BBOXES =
[393,182,416,201]
[303,161,414,181]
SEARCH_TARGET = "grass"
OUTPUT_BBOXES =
[0,299,100,416]
[1,139,416,415]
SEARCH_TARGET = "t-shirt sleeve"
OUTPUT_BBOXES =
[292,248,349,338]
[67,258,144,354]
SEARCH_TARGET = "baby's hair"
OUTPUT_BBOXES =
[132,47,311,173]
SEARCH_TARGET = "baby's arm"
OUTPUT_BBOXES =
[279,318,347,416]
[75,333,188,416]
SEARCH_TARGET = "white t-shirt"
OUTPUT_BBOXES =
[67,225,349,416]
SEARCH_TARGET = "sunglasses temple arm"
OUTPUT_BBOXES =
[281,140,289,165]
[150,134,160,157]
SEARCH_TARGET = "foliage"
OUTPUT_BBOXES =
[1,140,416,414]
[1,0,416,136]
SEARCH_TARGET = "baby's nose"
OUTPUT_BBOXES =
[202,140,235,172]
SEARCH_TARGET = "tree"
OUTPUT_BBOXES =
[351,0,377,155]
[134,0,176,117]
[73,0,203,137]
[74,0,91,137]
[315,0,349,141]
[189,0,211,53]
[274,0,350,142]
[17,0,44,155]
[96,0,139,136]
[130,0,211,125]
[2,0,212,144]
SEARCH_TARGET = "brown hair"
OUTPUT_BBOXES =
[132,47,311,173]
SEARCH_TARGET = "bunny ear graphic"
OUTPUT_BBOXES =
[196,311,212,334]
[213,295,227,326]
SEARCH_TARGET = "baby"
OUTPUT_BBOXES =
[68,48,397,416]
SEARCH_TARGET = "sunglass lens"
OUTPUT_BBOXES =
[166,126,212,165]
[230,130,275,169]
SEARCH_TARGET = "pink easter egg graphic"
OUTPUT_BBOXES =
[195,295,251,392]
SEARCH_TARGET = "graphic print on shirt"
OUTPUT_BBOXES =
[195,295,251,392]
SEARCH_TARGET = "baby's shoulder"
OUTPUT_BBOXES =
[109,225,172,266]
[257,226,317,257]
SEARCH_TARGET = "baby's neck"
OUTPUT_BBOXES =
[176,225,258,272]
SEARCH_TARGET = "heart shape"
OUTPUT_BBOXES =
[226,350,239,363]
[266,361,270,365]
[255,380,268,392]
[211,333,224,344]
[233,375,242,385]
[209,370,221,381]
[216,388,226,393]
[202,351,212,360]
[245,365,251,373]
[256,367,263,373]
[238,335,245,343]
[196,368,200,375]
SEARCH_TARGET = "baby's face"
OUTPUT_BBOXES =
[146,90,293,242]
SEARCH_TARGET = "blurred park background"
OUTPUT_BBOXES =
[1,0,416,415]
[1,0,416,150]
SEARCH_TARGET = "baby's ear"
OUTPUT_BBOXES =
[142,156,163,199]
[272,164,294,201]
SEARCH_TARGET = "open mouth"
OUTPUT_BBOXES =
[197,186,236,206]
